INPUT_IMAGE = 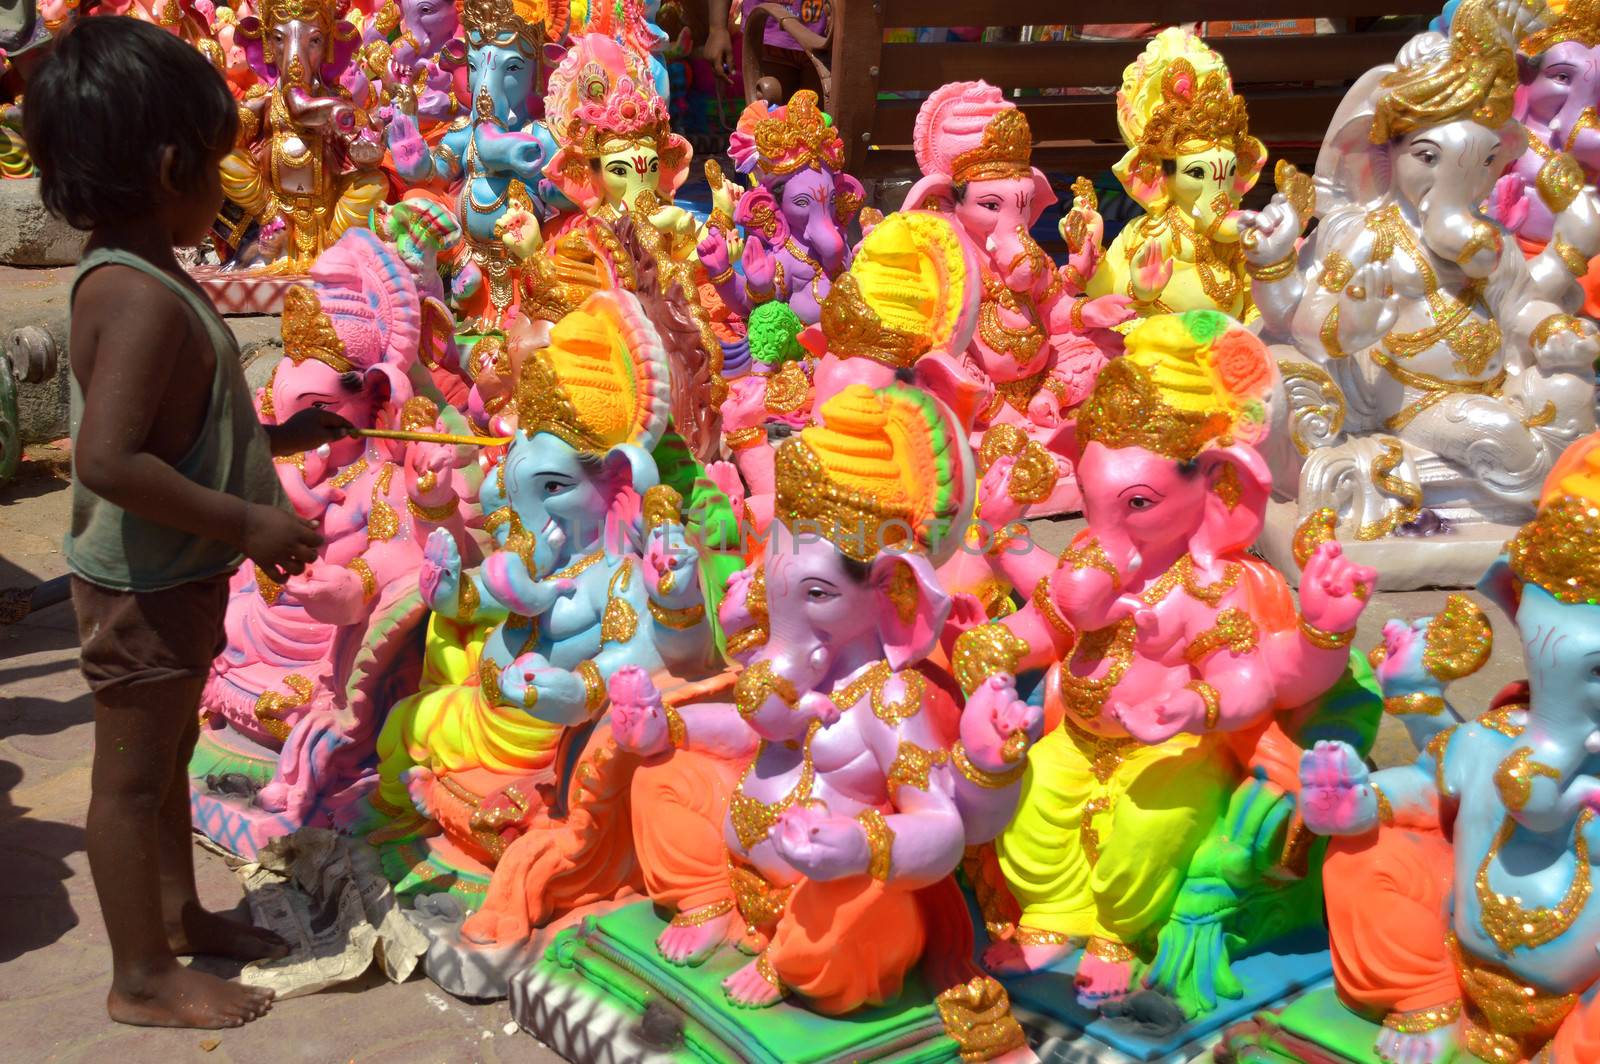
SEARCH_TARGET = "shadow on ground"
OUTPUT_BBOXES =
[0,758,82,963]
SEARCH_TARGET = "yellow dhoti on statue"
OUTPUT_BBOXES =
[374,615,564,813]
[995,718,1232,946]
[219,146,386,263]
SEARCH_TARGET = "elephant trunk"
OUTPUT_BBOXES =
[804,212,848,275]
[1418,191,1497,280]
[991,226,1049,294]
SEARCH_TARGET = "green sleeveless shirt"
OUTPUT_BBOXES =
[64,248,286,591]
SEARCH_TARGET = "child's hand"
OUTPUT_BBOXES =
[269,409,355,456]
[242,503,323,583]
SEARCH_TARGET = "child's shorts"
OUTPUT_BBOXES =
[70,572,231,696]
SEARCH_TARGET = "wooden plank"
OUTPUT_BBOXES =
[868,87,1348,147]
[876,30,1411,90]
[832,0,887,171]
[881,0,1438,26]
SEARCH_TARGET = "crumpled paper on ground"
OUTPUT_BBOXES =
[226,828,429,999]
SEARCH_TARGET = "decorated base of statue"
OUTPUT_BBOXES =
[512,901,966,1064]
[189,726,365,858]
[190,264,306,316]
[1257,501,1515,591]
[1202,985,1398,1062]
[997,930,1333,1063]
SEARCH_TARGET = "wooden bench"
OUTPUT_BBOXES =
[788,1,1440,199]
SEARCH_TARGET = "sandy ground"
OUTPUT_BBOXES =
[0,452,1523,1064]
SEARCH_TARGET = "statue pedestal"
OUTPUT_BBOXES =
[1256,500,1512,591]
[190,265,305,315]
[512,901,962,1063]
[1000,929,1334,1063]
[1205,985,1395,1062]
[189,725,358,858]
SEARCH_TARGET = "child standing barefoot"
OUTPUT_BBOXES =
[24,18,354,1029]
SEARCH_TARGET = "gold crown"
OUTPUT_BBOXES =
[281,286,353,373]
[257,0,337,32]
[1075,358,1232,462]
[514,306,639,452]
[1137,60,1257,163]
[819,273,930,369]
[952,107,1034,185]
[461,0,544,50]
[774,386,918,561]
[1523,0,1600,55]
[750,90,845,178]
[1371,0,1519,142]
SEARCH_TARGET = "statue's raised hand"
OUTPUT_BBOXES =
[1238,195,1300,268]
[504,659,588,723]
[1130,240,1173,304]
[743,238,777,295]
[644,524,699,601]
[382,106,429,175]
[1298,740,1378,836]
[770,801,871,881]
[1491,172,1531,233]
[608,665,670,757]
[960,674,1043,774]
[697,232,731,279]
[419,527,461,614]
[976,455,1027,529]
[1297,541,1374,640]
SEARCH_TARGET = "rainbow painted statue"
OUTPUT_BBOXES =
[1243,0,1600,588]
[900,80,1130,514]
[518,383,1040,1063]
[1086,29,1266,321]
[954,311,1381,1032]
[191,228,479,856]
[1221,431,1600,1063]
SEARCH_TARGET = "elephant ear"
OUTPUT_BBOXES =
[871,552,953,671]
[733,185,789,243]
[326,19,361,83]
[834,172,866,226]
[1475,556,1521,620]
[1113,146,1167,211]
[1193,442,1272,568]
[1314,64,1401,215]
[1027,167,1059,225]
[901,174,958,214]
[236,15,272,79]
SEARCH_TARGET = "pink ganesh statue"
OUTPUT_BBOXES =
[901,80,1132,515]
[191,228,478,856]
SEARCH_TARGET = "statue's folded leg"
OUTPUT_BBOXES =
[766,876,926,1016]
[631,749,744,913]
[332,170,389,241]
[1324,826,1457,1021]
[221,147,269,220]
[994,726,1098,939]
[1401,396,1550,510]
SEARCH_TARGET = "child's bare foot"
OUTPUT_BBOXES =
[166,903,289,962]
[108,965,274,1028]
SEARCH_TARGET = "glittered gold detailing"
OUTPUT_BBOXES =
[1427,725,1457,795]
[952,623,1031,695]
[764,361,811,416]
[725,626,769,658]
[1531,314,1587,356]
[1536,151,1586,213]
[873,668,926,726]
[256,567,284,605]
[1087,936,1137,964]
[734,660,801,721]
[253,674,314,742]
[550,550,604,581]
[1127,58,1261,182]
[1189,680,1222,729]
[935,975,1028,1063]
[749,90,845,178]
[1298,615,1356,650]
[1355,438,1424,539]
[1292,508,1339,570]
[817,273,928,369]
[479,654,507,709]
[1479,706,1526,738]
[772,435,914,563]
[1060,621,1136,721]
[576,659,605,718]
[600,561,638,644]
[729,858,793,928]
[725,425,765,450]
[1370,0,1519,143]
[1374,785,1396,826]
[1137,555,1242,608]
[1524,0,1600,54]
[1061,537,1122,588]
[1014,926,1071,946]
[1423,594,1493,681]
[330,456,369,490]
[281,285,354,372]
[951,741,1026,789]
[886,562,921,629]
[1493,748,1561,813]
[858,808,895,881]
[664,704,687,749]
[669,898,733,927]
[1320,252,1357,294]
[1508,494,1600,605]
[346,557,377,600]
[1075,356,1233,466]
[1384,692,1446,716]
[730,722,821,850]
[1451,932,1579,1063]
[648,599,706,629]
[952,107,1034,185]
[1369,644,1388,669]
[368,464,399,542]
[1184,608,1259,666]
[1382,999,1461,1034]
[754,952,788,996]
[407,493,458,522]
[1033,577,1073,639]
[1079,794,1112,865]
[887,740,949,799]
[979,423,1057,503]
[1247,251,1297,283]
[452,575,480,623]
[1475,809,1593,954]
[642,485,684,530]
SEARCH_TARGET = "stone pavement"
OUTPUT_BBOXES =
[0,454,1523,1064]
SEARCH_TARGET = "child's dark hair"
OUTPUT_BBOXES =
[23,18,238,231]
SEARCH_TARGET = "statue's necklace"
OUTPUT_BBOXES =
[783,238,829,307]
[1159,206,1243,312]
[552,549,606,580]
[1059,618,1137,721]
[1135,555,1242,608]
[729,720,822,850]
[978,273,1046,364]
[1475,809,1593,953]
